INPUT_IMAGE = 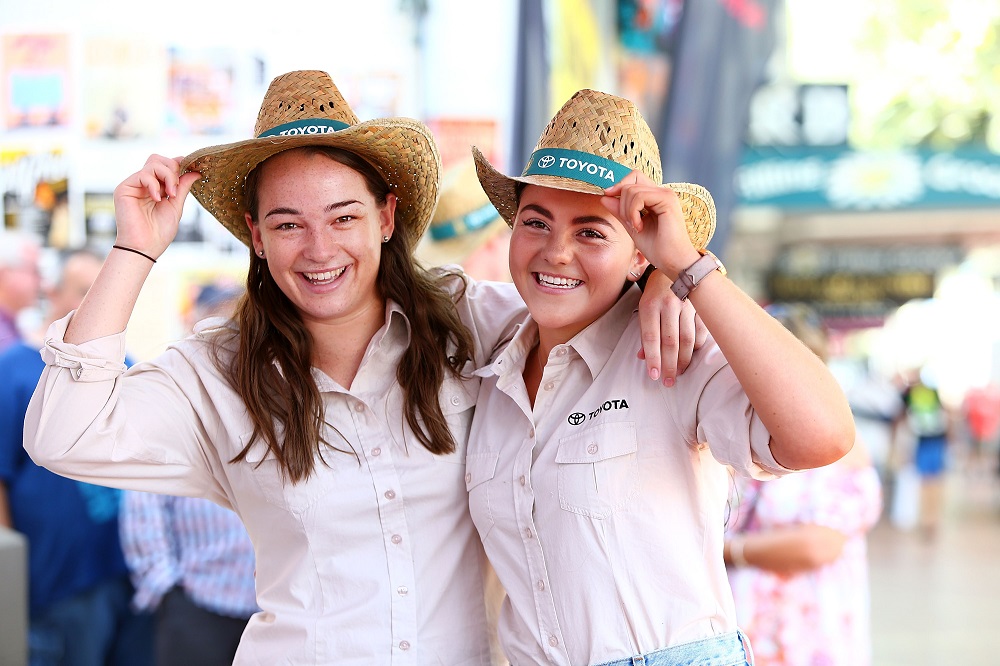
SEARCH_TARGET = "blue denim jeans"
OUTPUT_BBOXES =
[593,630,753,666]
[29,576,153,666]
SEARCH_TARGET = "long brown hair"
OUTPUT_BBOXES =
[215,146,474,482]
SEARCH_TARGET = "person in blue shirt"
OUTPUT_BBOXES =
[0,249,152,666]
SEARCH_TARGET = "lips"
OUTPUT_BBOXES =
[302,267,347,285]
[535,272,582,289]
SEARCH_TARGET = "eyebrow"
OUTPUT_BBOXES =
[519,203,615,228]
[263,200,363,219]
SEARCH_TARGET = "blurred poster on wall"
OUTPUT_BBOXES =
[617,0,684,133]
[658,0,781,258]
[1,149,71,248]
[427,118,500,170]
[83,38,167,139]
[166,48,236,135]
[1,34,71,129]
[84,192,116,247]
[548,0,616,115]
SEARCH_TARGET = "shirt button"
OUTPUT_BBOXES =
[519,475,526,486]
[391,534,402,544]
[397,586,408,596]
[549,635,559,647]
[556,347,567,357]
[384,490,396,500]
[371,447,381,457]
[524,528,532,539]
[465,473,472,484]
[450,395,461,406]
[587,444,598,455]
[536,580,545,591]
[354,402,365,412]
[543,381,555,391]
[528,428,535,439]
[399,640,410,651]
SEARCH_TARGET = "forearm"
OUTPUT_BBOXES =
[726,524,848,575]
[64,250,153,344]
[689,273,854,469]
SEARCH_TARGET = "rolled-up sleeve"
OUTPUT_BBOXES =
[23,313,234,507]
[666,340,792,480]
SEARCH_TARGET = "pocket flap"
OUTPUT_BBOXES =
[556,422,637,463]
[465,451,500,490]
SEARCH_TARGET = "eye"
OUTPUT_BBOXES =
[520,217,548,230]
[275,221,299,231]
[335,215,355,224]
[579,228,606,240]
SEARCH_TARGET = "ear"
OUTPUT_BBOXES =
[380,193,398,239]
[628,249,650,281]
[246,213,262,253]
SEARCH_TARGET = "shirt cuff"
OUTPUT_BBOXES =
[746,413,794,479]
[40,312,128,382]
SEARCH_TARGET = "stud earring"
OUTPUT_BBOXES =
[257,249,265,257]
[629,270,641,279]
[382,235,390,243]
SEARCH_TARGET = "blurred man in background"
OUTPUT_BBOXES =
[0,248,153,666]
[120,281,258,666]
[0,231,42,353]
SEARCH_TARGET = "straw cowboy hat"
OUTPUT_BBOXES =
[473,88,716,250]
[415,159,508,268]
[180,70,441,248]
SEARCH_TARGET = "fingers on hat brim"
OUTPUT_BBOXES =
[668,182,716,250]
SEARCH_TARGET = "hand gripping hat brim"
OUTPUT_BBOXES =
[472,88,716,250]
[180,70,441,248]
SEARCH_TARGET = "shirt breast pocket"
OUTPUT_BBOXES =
[241,434,344,515]
[556,422,640,519]
[465,450,499,539]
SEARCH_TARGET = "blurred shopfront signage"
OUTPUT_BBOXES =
[737,145,1000,210]
[767,244,965,325]
[747,83,850,147]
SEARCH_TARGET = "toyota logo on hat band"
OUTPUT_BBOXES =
[522,148,630,188]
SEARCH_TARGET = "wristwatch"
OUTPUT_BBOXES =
[669,250,726,301]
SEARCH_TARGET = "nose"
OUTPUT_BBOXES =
[541,231,573,265]
[303,225,337,262]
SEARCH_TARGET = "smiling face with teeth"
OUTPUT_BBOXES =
[246,148,396,338]
[510,185,647,346]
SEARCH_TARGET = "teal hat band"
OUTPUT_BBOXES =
[257,118,351,138]
[430,202,500,241]
[522,148,631,188]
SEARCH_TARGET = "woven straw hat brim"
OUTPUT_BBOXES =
[181,117,440,248]
[472,146,717,251]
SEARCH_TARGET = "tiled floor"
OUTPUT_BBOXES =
[869,468,1000,665]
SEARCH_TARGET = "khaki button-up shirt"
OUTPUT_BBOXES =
[466,286,789,665]
[24,273,523,665]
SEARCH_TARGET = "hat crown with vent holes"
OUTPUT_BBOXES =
[472,88,716,250]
